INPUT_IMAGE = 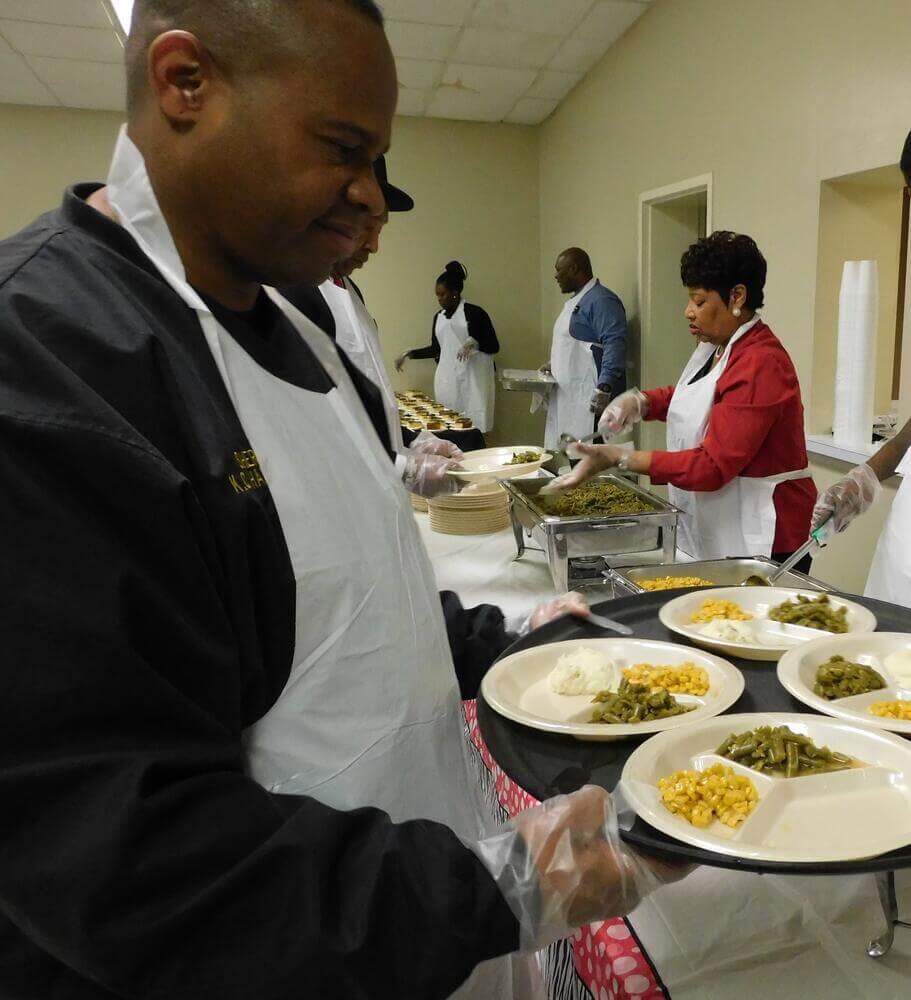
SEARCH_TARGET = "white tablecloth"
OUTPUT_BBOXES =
[416,512,911,1000]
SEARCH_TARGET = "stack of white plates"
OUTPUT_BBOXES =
[428,482,510,535]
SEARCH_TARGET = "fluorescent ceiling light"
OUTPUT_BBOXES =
[111,0,133,33]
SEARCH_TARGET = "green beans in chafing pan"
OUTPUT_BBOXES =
[537,483,655,518]
[768,593,849,633]
[813,655,887,700]
[715,725,854,778]
[590,679,695,725]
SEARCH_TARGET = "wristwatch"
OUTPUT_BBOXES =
[616,452,632,472]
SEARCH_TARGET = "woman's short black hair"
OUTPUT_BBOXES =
[680,231,767,310]
[437,260,468,293]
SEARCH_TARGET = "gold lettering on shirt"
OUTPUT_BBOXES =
[229,449,267,495]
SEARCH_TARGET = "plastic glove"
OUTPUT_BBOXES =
[812,463,882,535]
[403,453,461,498]
[409,431,465,461]
[590,388,613,417]
[473,785,690,952]
[457,337,478,363]
[511,591,591,638]
[394,352,409,373]
[548,443,625,492]
[598,388,649,439]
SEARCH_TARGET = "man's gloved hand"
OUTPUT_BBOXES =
[598,388,649,439]
[409,431,464,461]
[507,592,591,638]
[402,453,461,498]
[812,463,882,536]
[472,786,692,952]
[590,388,613,418]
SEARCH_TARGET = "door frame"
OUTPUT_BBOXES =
[638,174,714,392]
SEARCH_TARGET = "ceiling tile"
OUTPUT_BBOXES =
[384,20,459,61]
[470,0,594,37]
[425,86,514,124]
[441,62,539,100]
[0,20,123,62]
[395,87,427,117]
[451,26,563,72]
[378,0,474,26]
[550,0,648,73]
[0,50,55,104]
[527,69,583,102]
[0,0,111,28]
[505,97,559,126]
[28,54,125,110]
[395,57,441,92]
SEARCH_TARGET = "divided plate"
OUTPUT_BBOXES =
[778,632,911,735]
[480,638,744,742]
[621,712,911,863]
[447,446,551,482]
[659,587,877,662]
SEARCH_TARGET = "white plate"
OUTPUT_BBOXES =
[659,587,877,662]
[778,632,911,735]
[447,446,551,482]
[480,638,744,742]
[621,712,911,862]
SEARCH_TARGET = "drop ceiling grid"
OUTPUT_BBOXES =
[0,0,651,123]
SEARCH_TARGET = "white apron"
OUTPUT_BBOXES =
[544,280,597,450]
[106,127,518,998]
[320,277,404,452]
[865,452,911,607]
[666,318,811,560]
[434,301,496,432]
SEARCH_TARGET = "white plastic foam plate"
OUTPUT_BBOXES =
[659,587,877,662]
[778,632,911,736]
[480,638,744,742]
[621,712,911,862]
[447,446,551,482]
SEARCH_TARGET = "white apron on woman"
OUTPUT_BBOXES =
[320,277,404,452]
[434,301,496,432]
[865,451,911,607]
[666,317,810,560]
[544,279,597,450]
[106,127,521,999]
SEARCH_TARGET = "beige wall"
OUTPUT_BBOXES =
[357,115,543,446]
[538,0,911,591]
[0,104,123,237]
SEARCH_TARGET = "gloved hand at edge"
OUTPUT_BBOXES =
[811,463,881,536]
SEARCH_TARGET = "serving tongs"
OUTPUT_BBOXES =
[539,431,599,495]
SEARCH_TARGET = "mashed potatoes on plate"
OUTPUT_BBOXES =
[699,619,756,643]
[884,649,911,689]
[548,647,621,695]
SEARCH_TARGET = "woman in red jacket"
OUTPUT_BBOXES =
[557,231,816,565]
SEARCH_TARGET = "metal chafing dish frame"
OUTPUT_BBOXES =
[606,556,834,598]
[502,474,681,592]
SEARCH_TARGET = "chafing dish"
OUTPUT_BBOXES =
[606,556,833,598]
[499,368,557,395]
[502,475,681,592]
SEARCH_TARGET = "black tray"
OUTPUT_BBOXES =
[476,590,911,875]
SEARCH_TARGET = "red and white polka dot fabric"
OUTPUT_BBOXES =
[463,700,667,1000]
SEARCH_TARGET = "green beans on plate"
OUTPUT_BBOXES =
[769,594,849,633]
[590,679,695,725]
[507,451,541,465]
[813,655,887,700]
[715,725,855,778]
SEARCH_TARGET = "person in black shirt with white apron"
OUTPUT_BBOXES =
[395,261,499,432]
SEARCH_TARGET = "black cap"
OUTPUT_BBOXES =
[374,155,414,212]
[901,130,911,187]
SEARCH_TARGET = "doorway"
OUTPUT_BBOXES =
[638,176,712,454]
